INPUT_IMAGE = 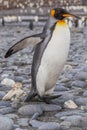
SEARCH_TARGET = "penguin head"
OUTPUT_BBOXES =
[51,8,80,20]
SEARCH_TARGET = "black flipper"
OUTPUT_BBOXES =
[5,34,43,58]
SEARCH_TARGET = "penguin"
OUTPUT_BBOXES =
[5,8,80,102]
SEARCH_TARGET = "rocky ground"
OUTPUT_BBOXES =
[0,23,87,130]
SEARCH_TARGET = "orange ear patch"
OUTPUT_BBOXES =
[51,9,55,17]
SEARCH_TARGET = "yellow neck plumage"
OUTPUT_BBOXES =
[56,20,68,27]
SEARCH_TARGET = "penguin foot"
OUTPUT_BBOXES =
[39,94,61,104]
[23,90,37,102]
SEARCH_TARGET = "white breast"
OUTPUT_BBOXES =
[36,24,70,97]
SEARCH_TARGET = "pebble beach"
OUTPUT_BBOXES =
[0,22,87,130]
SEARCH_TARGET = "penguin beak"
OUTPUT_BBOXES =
[63,13,81,19]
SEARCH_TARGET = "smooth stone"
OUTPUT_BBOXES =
[54,85,69,91]
[15,128,28,130]
[18,105,43,116]
[71,80,87,88]
[52,92,74,104]
[64,100,78,109]
[0,101,11,107]
[60,121,71,130]
[1,78,15,86]
[0,107,15,114]
[5,113,19,120]
[17,118,29,127]
[83,91,87,96]
[38,122,60,130]
[29,120,46,128]
[29,120,60,129]
[0,116,14,130]
[63,115,87,127]
[0,91,6,99]
[75,97,87,106]
[18,104,61,116]
[55,109,85,118]
[76,72,87,81]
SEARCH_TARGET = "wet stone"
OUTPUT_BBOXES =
[60,121,71,130]
[1,78,15,86]
[0,116,14,130]
[83,91,87,96]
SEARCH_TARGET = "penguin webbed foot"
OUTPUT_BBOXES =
[39,94,61,104]
[23,90,37,102]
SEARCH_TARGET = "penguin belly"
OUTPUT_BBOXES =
[36,25,70,97]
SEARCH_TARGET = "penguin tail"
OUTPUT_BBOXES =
[5,35,42,58]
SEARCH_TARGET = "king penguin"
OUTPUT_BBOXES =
[5,8,80,102]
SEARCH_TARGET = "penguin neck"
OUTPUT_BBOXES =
[43,16,57,33]
[56,20,68,27]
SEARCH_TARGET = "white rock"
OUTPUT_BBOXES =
[1,78,15,86]
[64,100,78,109]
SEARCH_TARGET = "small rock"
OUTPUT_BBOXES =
[29,120,60,130]
[55,85,69,91]
[75,97,87,106]
[76,72,87,81]
[71,80,87,88]
[0,107,15,114]
[38,122,60,130]
[1,78,15,86]
[0,91,6,99]
[64,100,78,109]
[0,101,11,107]
[83,91,87,96]
[18,104,43,116]
[0,116,14,130]
[18,104,61,116]
[55,109,84,118]
[29,120,46,128]
[17,118,29,127]
[5,113,19,120]
[60,121,71,130]
[63,115,87,127]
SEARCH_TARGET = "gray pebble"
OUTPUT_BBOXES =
[71,80,87,88]
[0,101,11,107]
[38,122,60,130]
[0,107,15,114]
[29,120,46,128]
[54,85,69,91]
[5,113,19,120]
[18,104,61,116]
[17,118,29,127]
[76,72,87,81]
[63,115,87,127]
[83,91,87,96]
[55,109,85,118]
[0,116,14,130]
[75,97,87,106]
[0,91,6,99]
[60,121,71,130]
[18,104,43,116]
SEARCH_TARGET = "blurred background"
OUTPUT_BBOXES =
[0,0,87,28]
